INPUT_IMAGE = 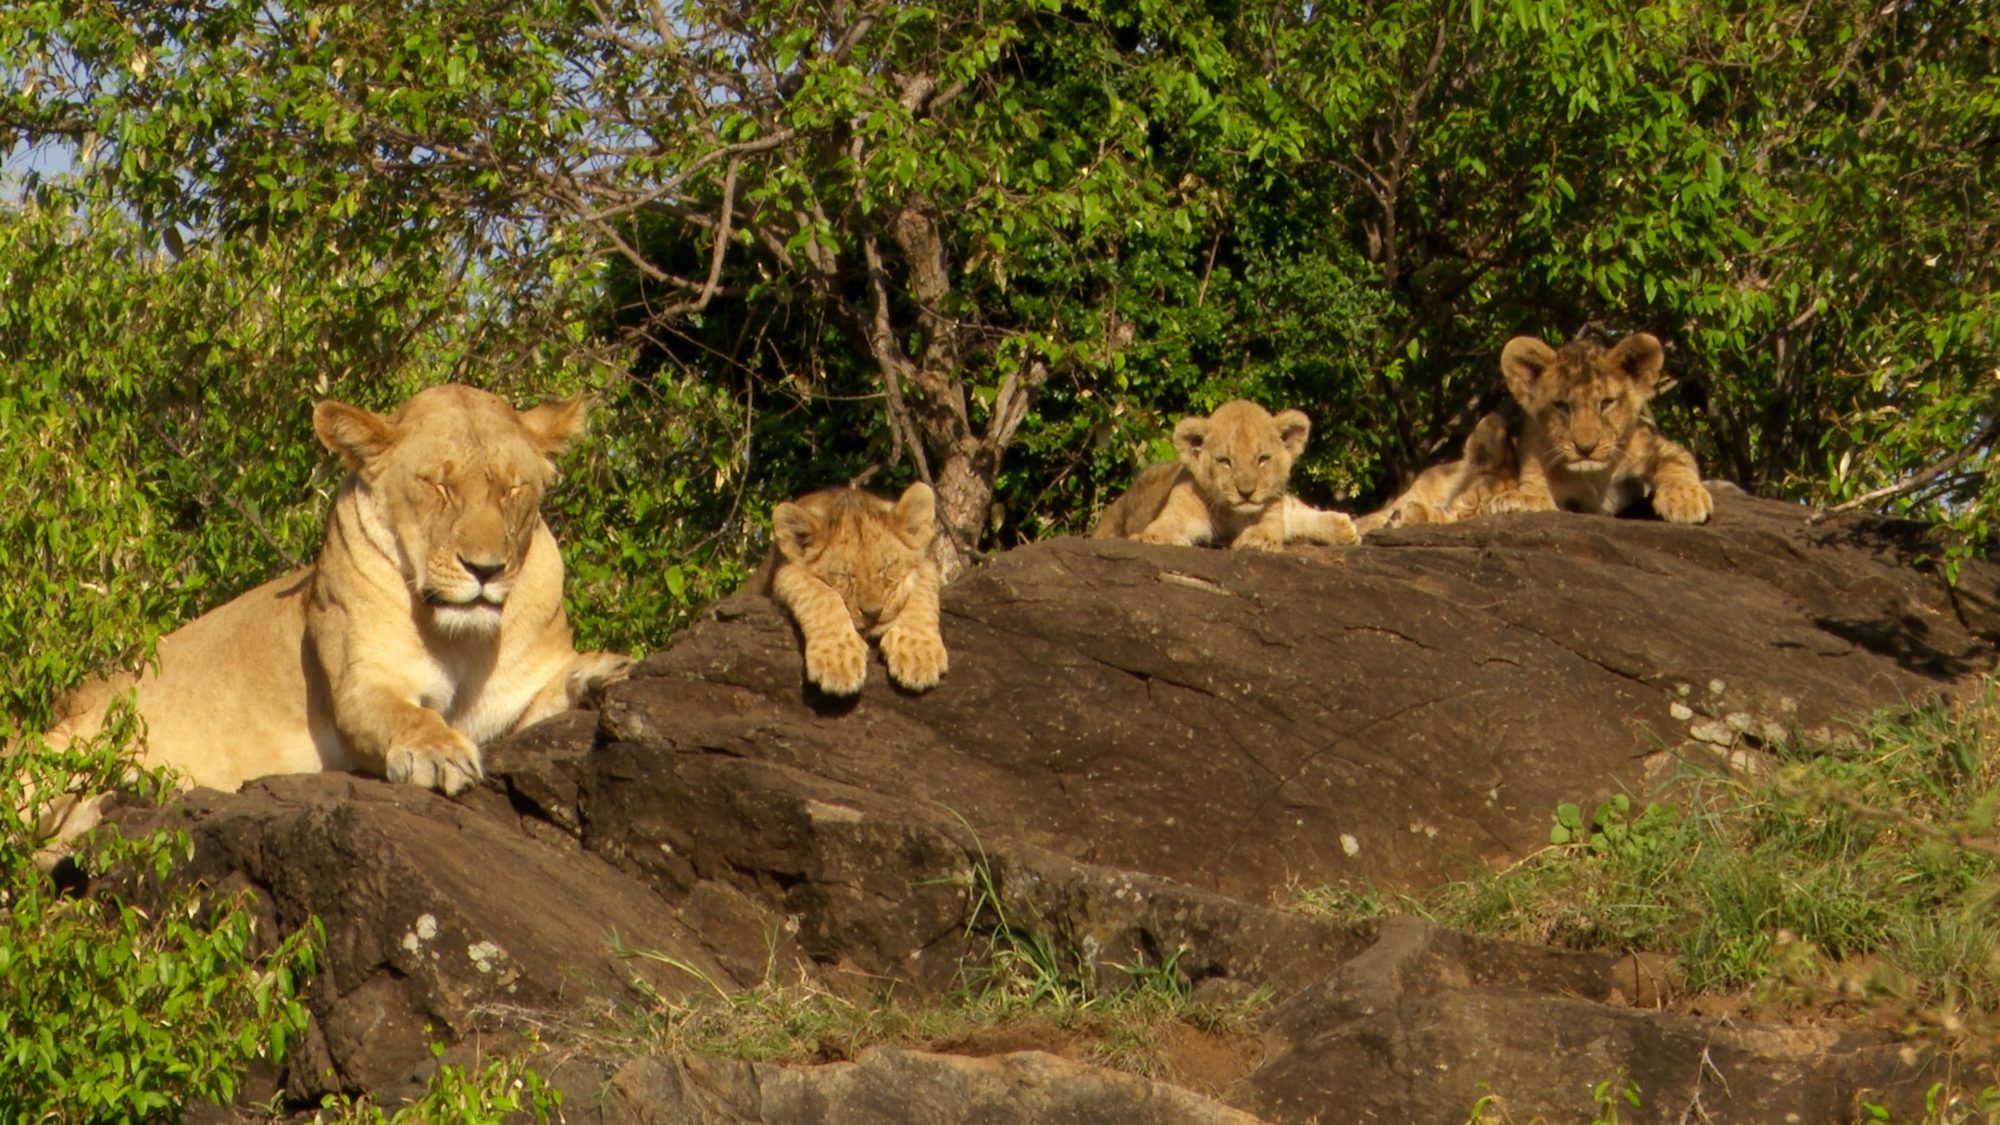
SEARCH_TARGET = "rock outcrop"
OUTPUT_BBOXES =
[130,493,1998,1121]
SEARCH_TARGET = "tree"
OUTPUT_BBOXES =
[3,0,1996,585]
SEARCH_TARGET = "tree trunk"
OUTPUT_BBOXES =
[929,443,992,580]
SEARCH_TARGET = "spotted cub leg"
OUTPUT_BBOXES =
[772,564,870,695]
[1648,440,1713,524]
[1482,459,1559,515]
[1281,496,1360,545]
[878,565,949,692]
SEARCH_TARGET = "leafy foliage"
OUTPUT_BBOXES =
[309,1042,560,1124]
[0,720,319,1119]
[6,0,1995,574]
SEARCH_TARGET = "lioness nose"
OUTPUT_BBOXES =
[459,557,504,584]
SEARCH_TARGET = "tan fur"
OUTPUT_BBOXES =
[1356,413,1519,534]
[1487,333,1712,524]
[1092,400,1358,550]
[44,385,631,805]
[753,482,948,696]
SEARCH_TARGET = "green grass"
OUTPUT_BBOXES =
[1296,681,2000,1026]
[560,851,1271,1085]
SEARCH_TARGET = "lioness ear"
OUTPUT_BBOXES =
[519,393,589,460]
[1500,337,1558,403]
[1272,409,1311,457]
[1171,414,1211,462]
[893,482,939,547]
[1606,333,1665,397]
[771,501,821,562]
[313,399,397,471]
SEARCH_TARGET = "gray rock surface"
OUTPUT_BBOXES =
[123,492,1996,1120]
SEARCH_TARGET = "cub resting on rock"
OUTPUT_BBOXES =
[1092,400,1359,550]
[1487,332,1713,524]
[44,384,631,802]
[752,482,949,696]
[1355,412,1519,535]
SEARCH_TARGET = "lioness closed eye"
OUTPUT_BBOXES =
[1092,400,1359,550]
[1485,332,1713,524]
[752,482,948,696]
[42,384,631,808]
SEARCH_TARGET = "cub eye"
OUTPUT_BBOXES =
[1599,396,1617,411]
[1552,400,1572,416]
[1258,454,1272,465]
[1214,456,1232,467]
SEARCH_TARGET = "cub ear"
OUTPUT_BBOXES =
[893,482,939,547]
[313,399,397,471]
[1272,409,1311,458]
[1500,337,1559,403]
[771,501,821,563]
[1605,333,1665,397]
[1464,413,1511,469]
[1171,414,1211,462]
[519,393,589,460]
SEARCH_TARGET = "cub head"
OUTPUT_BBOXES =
[772,482,937,634]
[313,384,585,636]
[1500,332,1664,472]
[1172,400,1311,514]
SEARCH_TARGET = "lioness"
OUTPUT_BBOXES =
[1092,400,1359,550]
[1355,412,1519,535]
[1486,332,1713,524]
[751,482,948,696]
[45,384,631,802]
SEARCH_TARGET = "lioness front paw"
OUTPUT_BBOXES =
[567,651,634,708]
[1232,524,1286,552]
[880,625,949,692]
[1652,478,1714,524]
[804,627,870,695]
[1482,489,1552,516]
[387,728,483,796]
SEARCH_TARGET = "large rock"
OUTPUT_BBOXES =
[123,492,1996,1119]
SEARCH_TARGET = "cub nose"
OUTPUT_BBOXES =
[459,557,504,584]
[1573,436,1599,459]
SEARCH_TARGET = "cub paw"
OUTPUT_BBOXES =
[1134,528,1189,547]
[1653,478,1714,524]
[881,626,949,692]
[804,627,870,695]
[1392,502,1445,528]
[567,651,634,707]
[387,728,483,796]
[1311,510,1361,545]
[1481,489,1551,516]
[1232,524,1286,552]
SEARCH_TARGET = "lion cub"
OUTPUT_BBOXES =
[1355,412,1518,535]
[754,482,948,696]
[1092,400,1359,550]
[1487,332,1712,524]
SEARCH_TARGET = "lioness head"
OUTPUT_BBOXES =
[1500,333,1664,472]
[772,483,937,634]
[312,384,586,636]
[1172,400,1311,514]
